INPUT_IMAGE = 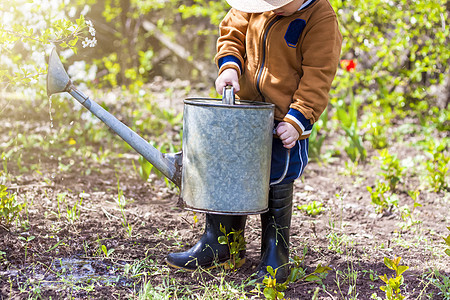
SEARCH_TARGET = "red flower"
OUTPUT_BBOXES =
[340,59,356,72]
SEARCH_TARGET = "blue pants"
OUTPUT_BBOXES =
[270,137,309,185]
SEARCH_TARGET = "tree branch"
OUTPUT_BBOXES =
[141,20,214,81]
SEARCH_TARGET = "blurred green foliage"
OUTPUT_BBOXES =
[0,1,93,94]
[0,184,23,227]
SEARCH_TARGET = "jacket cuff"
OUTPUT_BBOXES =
[218,55,242,76]
[283,108,313,138]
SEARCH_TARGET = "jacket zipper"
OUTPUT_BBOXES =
[256,16,282,101]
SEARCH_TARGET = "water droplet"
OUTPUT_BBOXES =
[49,95,54,129]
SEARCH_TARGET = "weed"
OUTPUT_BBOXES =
[367,148,406,214]
[326,221,348,254]
[309,126,326,163]
[261,266,287,300]
[218,224,246,270]
[0,250,7,266]
[398,190,422,231]
[44,238,65,253]
[18,235,35,262]
[0,184,23,227]
[335,267,359,299]
[309,108,329,162]
[95,236,114,258]
[136,155,152,182]
[298,201,325,216]
[367,181,398,214]
[379,257,409,300]
[362,268,379,283]
[66,195,82,224]
[192,212,199,224]
[258,250,331,300]
[377,149,405,191]
[137,278,177,300]
[101,244,115,258]
[1,149,12,175]
[423,141,449,192]
[444,227,450,257]
[56,192,67,220]
[134,140,180,189]
[333,93,367,162]
[362,111,389,149]
[123,255,161,279]
[342,160,361,177]
[115,177,133,237]
[427,270,450,300]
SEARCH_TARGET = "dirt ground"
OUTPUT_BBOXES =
[0,85,449,299]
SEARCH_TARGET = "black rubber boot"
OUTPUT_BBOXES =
[255,182,293,283]
[165,214,247,270]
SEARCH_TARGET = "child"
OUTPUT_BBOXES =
[166,0,342,282]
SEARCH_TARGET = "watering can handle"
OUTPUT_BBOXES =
[222,86,235,105]
[270,149,291,186]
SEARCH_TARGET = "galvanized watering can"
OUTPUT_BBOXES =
[46,48,289,215]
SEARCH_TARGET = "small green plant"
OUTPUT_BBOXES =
[308,108,328,162]
[136,155,152,182]
[379,257,409,300]
[309,126,326,163]
[399,190,422,231]
[424,141,449,192]
[298,201,325,216]
[335,267,359,300]
[101,244,115,258]
[218,224,246,270]
[362,268,379,283]
[0,184,23,227]
[95,236,115,258]
[427,269,450,300]
[56,192,67,220]
[116,178,133,237]
[18,235,35,262]
[367,181,398,214]
[377,149,405,191]
[333,93,367,162]
[444,227,450,257]
[0,250,7,265]
[362,111,389,150]
[326,221,348,254]
[66,196,82,224]
[261,266,287,300]
[134,141,180,189]
[259,253,332,300]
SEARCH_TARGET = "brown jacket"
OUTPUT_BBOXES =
[215,0,342,139]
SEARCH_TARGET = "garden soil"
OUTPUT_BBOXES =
[0,83,449,299]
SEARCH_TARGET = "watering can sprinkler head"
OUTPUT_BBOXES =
[47,48,71,97]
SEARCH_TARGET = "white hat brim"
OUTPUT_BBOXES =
[226,0,295,13]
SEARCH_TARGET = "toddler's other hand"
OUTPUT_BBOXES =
[215,68,240,95]
[276,122,299,149]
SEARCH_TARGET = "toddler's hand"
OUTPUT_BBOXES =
[215,68,240,95]
[276,122,299,149]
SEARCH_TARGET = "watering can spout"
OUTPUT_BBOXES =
[46,48,182,187]
[47,49,71,97]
